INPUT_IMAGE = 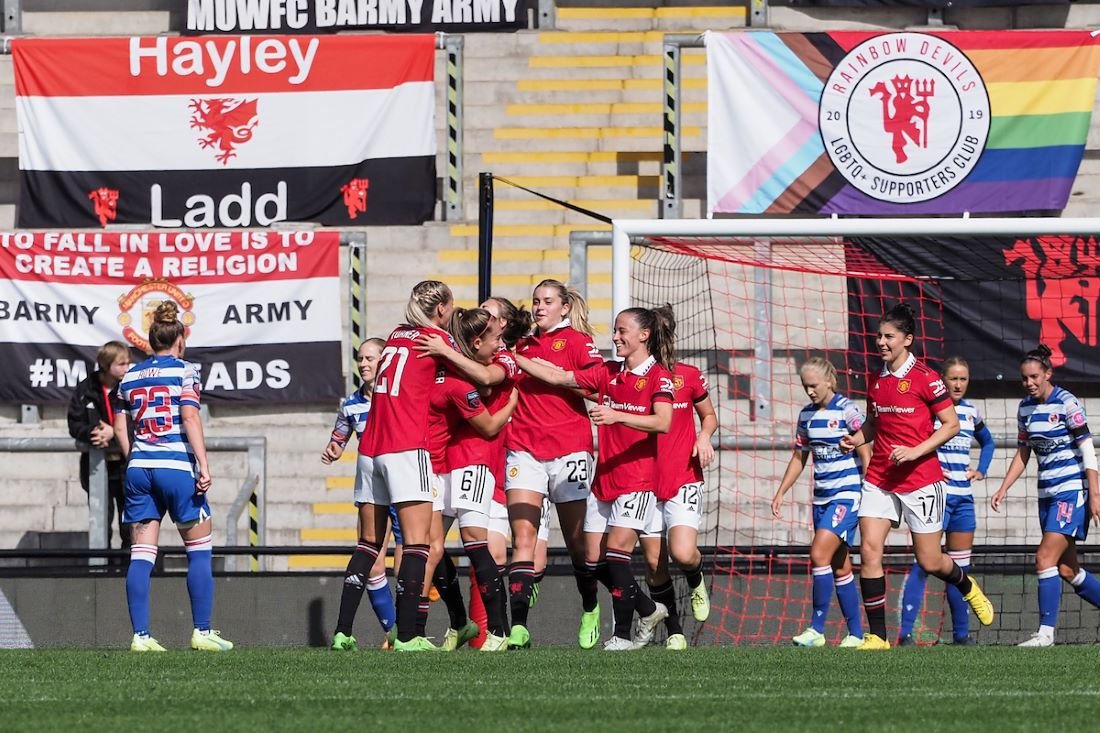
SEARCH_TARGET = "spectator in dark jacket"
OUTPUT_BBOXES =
[67,341,133,550]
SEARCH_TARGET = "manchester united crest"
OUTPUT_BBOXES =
[897,379,911,394]
[551,338,567,352]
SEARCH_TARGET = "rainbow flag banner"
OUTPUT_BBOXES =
[706,30,1100,215]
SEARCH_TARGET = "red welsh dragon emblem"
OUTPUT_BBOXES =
[88,187,119,227]
[341,178,370,219]
[189,98,259,165]
[869,75,934,165]
[1004,236,1100,367]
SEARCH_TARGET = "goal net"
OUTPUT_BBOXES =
[612,217,1100,645]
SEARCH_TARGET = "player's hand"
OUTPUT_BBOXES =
[694,435,715,469]
[413,332,450,358]
[90,421,114,448]
[1090,493,1100,525]
[889,446,920,465]
[195,469,212,495]
[771,494,784,518]
[839,435,856,454]
[990,488,1007,513]
[321,441,343,465]
[588,405,619,426]
[966,469,985,481]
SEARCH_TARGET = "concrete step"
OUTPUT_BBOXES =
[23,11,171,35]
[555,6,747,32]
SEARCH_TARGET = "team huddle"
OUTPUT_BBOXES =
[323,279,716,651]
[107,288,1100,652]
[774,304,1100,649]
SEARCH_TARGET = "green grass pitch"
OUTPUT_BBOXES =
[2,646,1097,731]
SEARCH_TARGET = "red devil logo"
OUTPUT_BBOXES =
[341,178,370,220]
[869,74,934,165]
[88,187,119,227]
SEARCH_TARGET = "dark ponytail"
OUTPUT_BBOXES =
[1021,344,1053,371]
[880,302,916,337]
[620,304,676,370]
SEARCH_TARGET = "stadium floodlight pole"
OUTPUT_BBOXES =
[478,172,494,304]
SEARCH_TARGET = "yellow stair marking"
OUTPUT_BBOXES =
[506,102,706,116]
[325,476,354,490]
[495,198,655,212]
[449,223,611,237]
[494,126,700,140]
[438,248,612,262]
[314,502,356,515]
[289,555,351,569]
[302,528,357,541]
[538,31,668,43]
[482,151,661,164]
[432,274,613,288]
[485,174,648,188]
[516,78,706,92]
[556,6,745,19]
[529,54,706,69]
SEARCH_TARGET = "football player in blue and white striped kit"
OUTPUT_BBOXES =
[772,358,871,648]
[992,344,1100,647]
[324,338,405,651]
[898,357,994,646]
[115,300,232,652]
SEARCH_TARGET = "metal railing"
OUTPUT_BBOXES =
[0,435,266,570]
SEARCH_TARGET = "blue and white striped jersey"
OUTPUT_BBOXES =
[330,389,372,445]
[795,393,865,505]
[118,355,200,474]
[1018,386,1089,499]
[936,399,985,496]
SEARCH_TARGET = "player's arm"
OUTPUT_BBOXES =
[179,403,211,494]
[514,353,579,389]
[114,410,131,460]
[841,400,874,454]
[591,400,672,434]
[969,418,995,481]
[693,395,718,469]
[322,408,352,465]
[851,428,873,473]
[1070,422,1100,523]
[771,449,809,517]
[468,389,519,439]
[890,398,959,466]
[991,444,1030,512]
[416,332,506,388]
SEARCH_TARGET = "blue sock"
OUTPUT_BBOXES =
[810,566,832,633]
[899,562,927,639]
[946,555,972,641]
[126,546,156,635]
[366,574,396,631]
[185,537,214,631]
[1037,567,1061,629]
[1070,569,1100,608]
[834,571,863,637]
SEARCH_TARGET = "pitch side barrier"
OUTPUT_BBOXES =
[0,436,267,570]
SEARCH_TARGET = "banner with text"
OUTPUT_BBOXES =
[0,230,343,404]
[706,30,1100,215]
[184,0,528,33]
[13,35,436,229]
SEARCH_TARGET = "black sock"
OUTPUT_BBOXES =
[335,541,381,636]
[416,596,430,637]
[395,544,428,642]
[683,559,704,590]
[649,580,682,635]
[533,570,545,585]
[860,575,887,639]
[935,561,973,596]
[466,541,506,636]
[496,565,510,632]
[606,550,638,639]
[433,553,467,629]
[576,560,600,613]
[595,560,612,589]
[508,561,536,626]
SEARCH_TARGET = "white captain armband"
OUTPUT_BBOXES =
[1080,435,1098,473]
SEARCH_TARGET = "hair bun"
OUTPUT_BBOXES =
[1035,344,1053,359]
[153,300,179,325]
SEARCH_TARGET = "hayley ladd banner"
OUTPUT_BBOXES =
[185,0,528,34]
[706,30,1100,215]
[13,35,436,229]
[0,230,342,404]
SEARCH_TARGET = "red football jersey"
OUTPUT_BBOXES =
[428,369,488,474]
[656,362,710,500]
[574,357,674,502]
[486,350,520,504]
[507,321,603,460]
[359,324,449,458]
[864,353,953,493]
